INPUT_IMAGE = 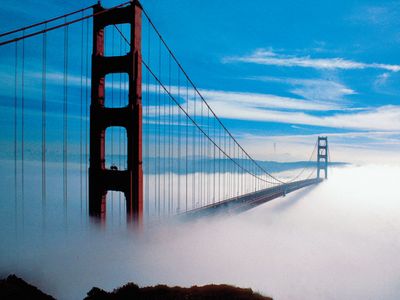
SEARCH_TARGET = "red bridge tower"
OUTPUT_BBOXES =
[89,1,143,224]
[317,136,328,179]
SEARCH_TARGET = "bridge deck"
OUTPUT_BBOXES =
[182,178,323,219]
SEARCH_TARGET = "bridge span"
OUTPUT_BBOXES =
[182,178,323,219]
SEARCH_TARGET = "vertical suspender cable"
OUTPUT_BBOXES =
[167,56,170,215]
[235,144,237,197]
[199,96,203,207]
[206,105,209,204]
[213,116,215,203]
[206,109,209,205]
[215,123,220,202]
[119,25,123,222]
[229,136,231,199]
[224,131,227,199]
[220,131,222,200]
[111,27,115,218]
[157,39,161,217]
[154,71,158,216]
[203,108,210,205]
[207,109,210,205]
[145,21,150,218]
[63,20,69,224]
[153,57,157,217]
[123,37,128,219]
[240,150,242,195]
[85,17,89,217]
[42,24,47,227]
[80,12,84,220]
[168,54,172,215]
[185,79,188,212]
[239,150,241,195]
[228,133,230,199]
[14,42,18,234]
[192,91,196,208]
[162,85,166,215]
[177,70,181,213]
[21,30,25,231]
[123,35,127,218]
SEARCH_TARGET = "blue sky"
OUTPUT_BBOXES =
[1,0,400,163]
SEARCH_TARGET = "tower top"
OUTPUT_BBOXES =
[317,136,328,179]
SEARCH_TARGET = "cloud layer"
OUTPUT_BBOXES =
[143,83,400,132]
[223,49,400,72]
[248,76,356,102]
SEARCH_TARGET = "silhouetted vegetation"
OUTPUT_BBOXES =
[0,275,55,300]
[85,283,273,300]
[0,275,273,299]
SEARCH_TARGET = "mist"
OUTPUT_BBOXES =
[1,164,400,299]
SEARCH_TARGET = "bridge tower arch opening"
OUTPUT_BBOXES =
[317,136,328,179]
[89,1,143,224]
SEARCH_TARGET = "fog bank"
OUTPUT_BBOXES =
[1,164,400,299]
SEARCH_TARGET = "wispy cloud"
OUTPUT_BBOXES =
[150,83,400,132]
[208,99,400,131]
[138,83,400,132]
[139,84,345,112]
[248,76,356,102]
[348,3,400,27]
[196,87,342,111]
[223,49,400,72]
[374,72,390,89]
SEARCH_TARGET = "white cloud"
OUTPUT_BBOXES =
[374,72,390,88]
[223,49,400,72]
[142,84,345,112]
[206,96,400,131]
[197,87,342,111]
[249,76,356,102]
[142,83,400,132]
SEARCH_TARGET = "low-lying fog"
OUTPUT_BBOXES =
[1,164,400,299]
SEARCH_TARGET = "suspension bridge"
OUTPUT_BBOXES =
[0,1,329,227]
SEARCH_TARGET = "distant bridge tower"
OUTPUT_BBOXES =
[317,136,328,179]
[89,1,143,224]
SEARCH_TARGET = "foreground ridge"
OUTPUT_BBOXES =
[85,283,273,300]
[0,275,273,300]
[0,275,55,300]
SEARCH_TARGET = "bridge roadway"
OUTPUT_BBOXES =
[182,178,323,219]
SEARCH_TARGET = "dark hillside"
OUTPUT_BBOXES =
[0,275,273,300]
[85,283,273,300]
[0,275,55,300]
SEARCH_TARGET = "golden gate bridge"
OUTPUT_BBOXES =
[0,1,329,228]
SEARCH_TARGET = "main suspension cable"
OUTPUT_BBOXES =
[0,5,94,38]
[0,1,131,47]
